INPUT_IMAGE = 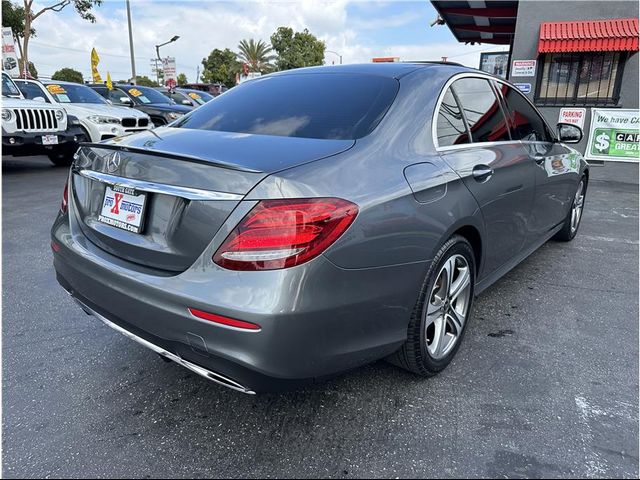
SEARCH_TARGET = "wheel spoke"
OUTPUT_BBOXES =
[434,316,448,357]
[449,266,470,302]
[447,308,464,335]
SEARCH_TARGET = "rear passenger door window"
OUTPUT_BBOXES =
[436,88,470,147]
[501,85,552,143]
[451,78,511,143]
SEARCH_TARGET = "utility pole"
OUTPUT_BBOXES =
[196,65,200,83]
[126,0,137,84]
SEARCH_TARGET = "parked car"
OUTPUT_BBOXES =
[89,83,191,127]
[182,83,227,96]
[52,63,588,393]
[158,87,214,107]
[14,79,152,142]
[2,72,86,166]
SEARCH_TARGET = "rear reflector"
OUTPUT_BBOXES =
[188,308,261,331]
[60,180,68,214]
[213,198,358,271]
[51,240,61,253]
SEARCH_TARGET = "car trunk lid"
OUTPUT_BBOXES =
[70,128,354,272]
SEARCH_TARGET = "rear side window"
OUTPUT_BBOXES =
[173,73,399,140]
[451,78,511,143]
[501,86,552,142]
[436,88,470,147]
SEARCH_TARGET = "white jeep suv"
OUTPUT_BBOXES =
[2,72,85,166]
[14,79,152,142]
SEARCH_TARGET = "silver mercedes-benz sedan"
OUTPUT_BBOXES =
[51,63,588,394]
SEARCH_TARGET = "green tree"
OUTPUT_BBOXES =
[18,1,102,75]
[237,38,274,73]
[270,27,325,71]
[18,58,37,78]
[201,48,239,87]
[176,72,188,86]
[51,67,83,83]
[134,75,158,87]
[2,1,35,39]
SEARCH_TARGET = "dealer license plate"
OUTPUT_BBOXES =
[98,185,147,233]
[42,135,58,145]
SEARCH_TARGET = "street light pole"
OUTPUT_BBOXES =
[154,35,180,86]
[125,0,136,84]
[326,50,343,65]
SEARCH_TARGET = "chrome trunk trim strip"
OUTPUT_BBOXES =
[76,169,244,201]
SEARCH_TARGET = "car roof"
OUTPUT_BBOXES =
[269,62,471,79]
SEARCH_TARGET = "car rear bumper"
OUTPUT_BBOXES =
[51,214,427,393]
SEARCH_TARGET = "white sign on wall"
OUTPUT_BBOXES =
[2,27,20,77]
[558,108,587,130]
[585,109,639,163]
[512,60,536,77]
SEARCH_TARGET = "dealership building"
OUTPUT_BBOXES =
[431,1,639,162]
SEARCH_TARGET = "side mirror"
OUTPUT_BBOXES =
[33,96,46,103]
[120,97,133,106]
[182,99,194,106]
[556,123,583,144]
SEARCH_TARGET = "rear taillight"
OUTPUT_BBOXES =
[213,198,358,271]
[60,181,68,214]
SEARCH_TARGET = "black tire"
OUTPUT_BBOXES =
[554,175,587,242]
[47,149,74,167]
[389,235,476,376]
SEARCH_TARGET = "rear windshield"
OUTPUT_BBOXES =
[172,73,399,140]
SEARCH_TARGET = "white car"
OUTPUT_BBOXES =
[2,72,85,166]
[14,79,152,142]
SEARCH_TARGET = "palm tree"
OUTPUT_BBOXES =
[237,39,275,73]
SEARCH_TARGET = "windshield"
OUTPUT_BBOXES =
[15,81,50,102]
[44,83,107,104]
[2,73,22,98]
[173,73,399,140]
[124,86,174,105]
[179,89,214,105]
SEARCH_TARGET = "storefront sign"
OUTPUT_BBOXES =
[512,60,536,77]
[2,27,20,77]
[514,83,531,94]
[558,108,586,130]
[586,109,639,162]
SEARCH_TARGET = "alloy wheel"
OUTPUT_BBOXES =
[424,254,472,360]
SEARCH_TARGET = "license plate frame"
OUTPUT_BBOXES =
[42,134,58,145]
[98,185,148,234]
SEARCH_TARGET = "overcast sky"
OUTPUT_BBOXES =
[25,0,509,82]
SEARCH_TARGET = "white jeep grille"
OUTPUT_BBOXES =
[12,108,60,132]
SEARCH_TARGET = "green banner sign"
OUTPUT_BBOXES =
[586,109,639,162]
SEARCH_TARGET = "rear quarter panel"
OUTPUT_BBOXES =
[245,67,485,271]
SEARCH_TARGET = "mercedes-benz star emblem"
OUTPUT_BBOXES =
[106,151,121,173]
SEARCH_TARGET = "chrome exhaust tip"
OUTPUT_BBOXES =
[71,296,256,395]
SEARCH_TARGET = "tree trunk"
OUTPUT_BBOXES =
[21,1,31,77]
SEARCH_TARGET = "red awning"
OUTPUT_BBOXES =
[538,18,639,53]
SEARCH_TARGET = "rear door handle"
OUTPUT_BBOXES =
[472,164,493,183]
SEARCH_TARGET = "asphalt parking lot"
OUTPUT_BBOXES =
[2,155,638,478]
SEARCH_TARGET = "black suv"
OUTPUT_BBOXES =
[89,84,191,127]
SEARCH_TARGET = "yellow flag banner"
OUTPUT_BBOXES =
[106,72,113,90]
[91,47,102,83]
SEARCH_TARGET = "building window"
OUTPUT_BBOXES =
[535,52,626,107]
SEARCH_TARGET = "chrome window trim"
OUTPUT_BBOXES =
[432,72,558,152]
[76,169,243,201]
